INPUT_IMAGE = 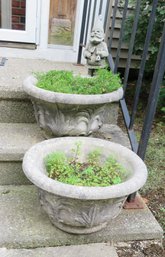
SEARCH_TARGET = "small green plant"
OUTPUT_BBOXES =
[35,69,122,95]
[45,143,127,187]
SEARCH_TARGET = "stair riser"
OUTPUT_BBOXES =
[0,100,35,123]
[0,98,120,124]
[0,161,31,185]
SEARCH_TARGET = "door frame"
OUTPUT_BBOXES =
[0,0,96,63]
[0,0,38,43]
[39,0,84,50]
[1,0,12,29]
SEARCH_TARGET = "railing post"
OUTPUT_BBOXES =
[114,0,129,73]
[123,0,141,94]
[77,0,89,64]
[137,22,165,160]
[129,0,158,129]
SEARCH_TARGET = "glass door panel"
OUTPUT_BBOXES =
[0,0,26,30]
[48,0,77,46]
[0,0,37,43]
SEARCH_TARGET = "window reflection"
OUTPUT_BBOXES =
[0,0,26,30]
[48,0,77,46]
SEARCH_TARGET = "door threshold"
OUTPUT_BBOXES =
[0,41,36,50]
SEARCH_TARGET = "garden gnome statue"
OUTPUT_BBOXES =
[84,16,109,76]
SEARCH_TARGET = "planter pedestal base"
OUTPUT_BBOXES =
[51,220,108,235]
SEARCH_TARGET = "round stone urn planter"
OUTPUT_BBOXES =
[22,137,148,234]
[23,75,123,137]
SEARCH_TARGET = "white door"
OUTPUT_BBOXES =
[0,0,37,43]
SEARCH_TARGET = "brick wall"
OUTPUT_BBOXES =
[12,0,26,30]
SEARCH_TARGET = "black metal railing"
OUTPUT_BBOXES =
[77,0,165,159]
[108,0,165,201]
[78,0,165,160]
[78,0,165,202]
[108,0,165,160]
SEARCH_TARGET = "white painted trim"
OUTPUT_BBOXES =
[1,0,12,29]
[93,0,108,27]
[36,0,84,62]
[46,0,84,51]
[38,0,50,49]
[72,0,84,51]
[0,0,37,42]
[101,0,109,19]
[0,0,98,64]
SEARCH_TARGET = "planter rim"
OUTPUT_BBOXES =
[23,75,123,105]
[22,137,148,200]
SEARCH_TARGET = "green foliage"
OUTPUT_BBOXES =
[45,143,127,187]
[35,69,122,95]
[140,122,165,193]
[124,0,165,73]
[157,82,165,114]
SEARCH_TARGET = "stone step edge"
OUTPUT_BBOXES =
[0,185,163,249]
[0,123,130,162]
[0,244,118,257]
[0,86,28,100]
[0,123,44,161]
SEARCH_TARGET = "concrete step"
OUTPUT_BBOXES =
[0,243,118,257]
[0,185,163,249]
[0,98,35,123]
[0,123,130,185]
[0,58,87,123]
[0,123,44,185]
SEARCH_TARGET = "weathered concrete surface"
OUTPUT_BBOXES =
[0,123,129,162]
[0,58,87,123]
[0,185,163,249]
[22,137,147,234]
[0,123,129,185]
[0,162,31,185]
[0,58,121,124]
[0,123,44,161]
[0,123,44,185]
[0,243,118,257]
[0,58,87,95]
[92,124,130,148]
[0,99,35,123]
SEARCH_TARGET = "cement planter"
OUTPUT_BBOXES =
[23,75,123,137]
[22,137,148,234]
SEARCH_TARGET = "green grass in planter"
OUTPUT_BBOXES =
[35,69,122,95]
[44,146,127,187]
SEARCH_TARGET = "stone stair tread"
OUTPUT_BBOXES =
[0,58,87,99]
[0,123,44,161]
[0,84,27,99]
[0,123,130,162]
[0,185,163,249]
[0,243,118,257]
[0,123,130,185]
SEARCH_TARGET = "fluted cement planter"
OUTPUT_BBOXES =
[22,137,147,234]
[23,75,123,137]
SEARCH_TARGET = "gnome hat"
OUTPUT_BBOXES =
[92,16,104,32]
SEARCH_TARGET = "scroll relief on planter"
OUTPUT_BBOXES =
[32,101,105,137]
[39,189,126,228]
[83,16,109,75]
